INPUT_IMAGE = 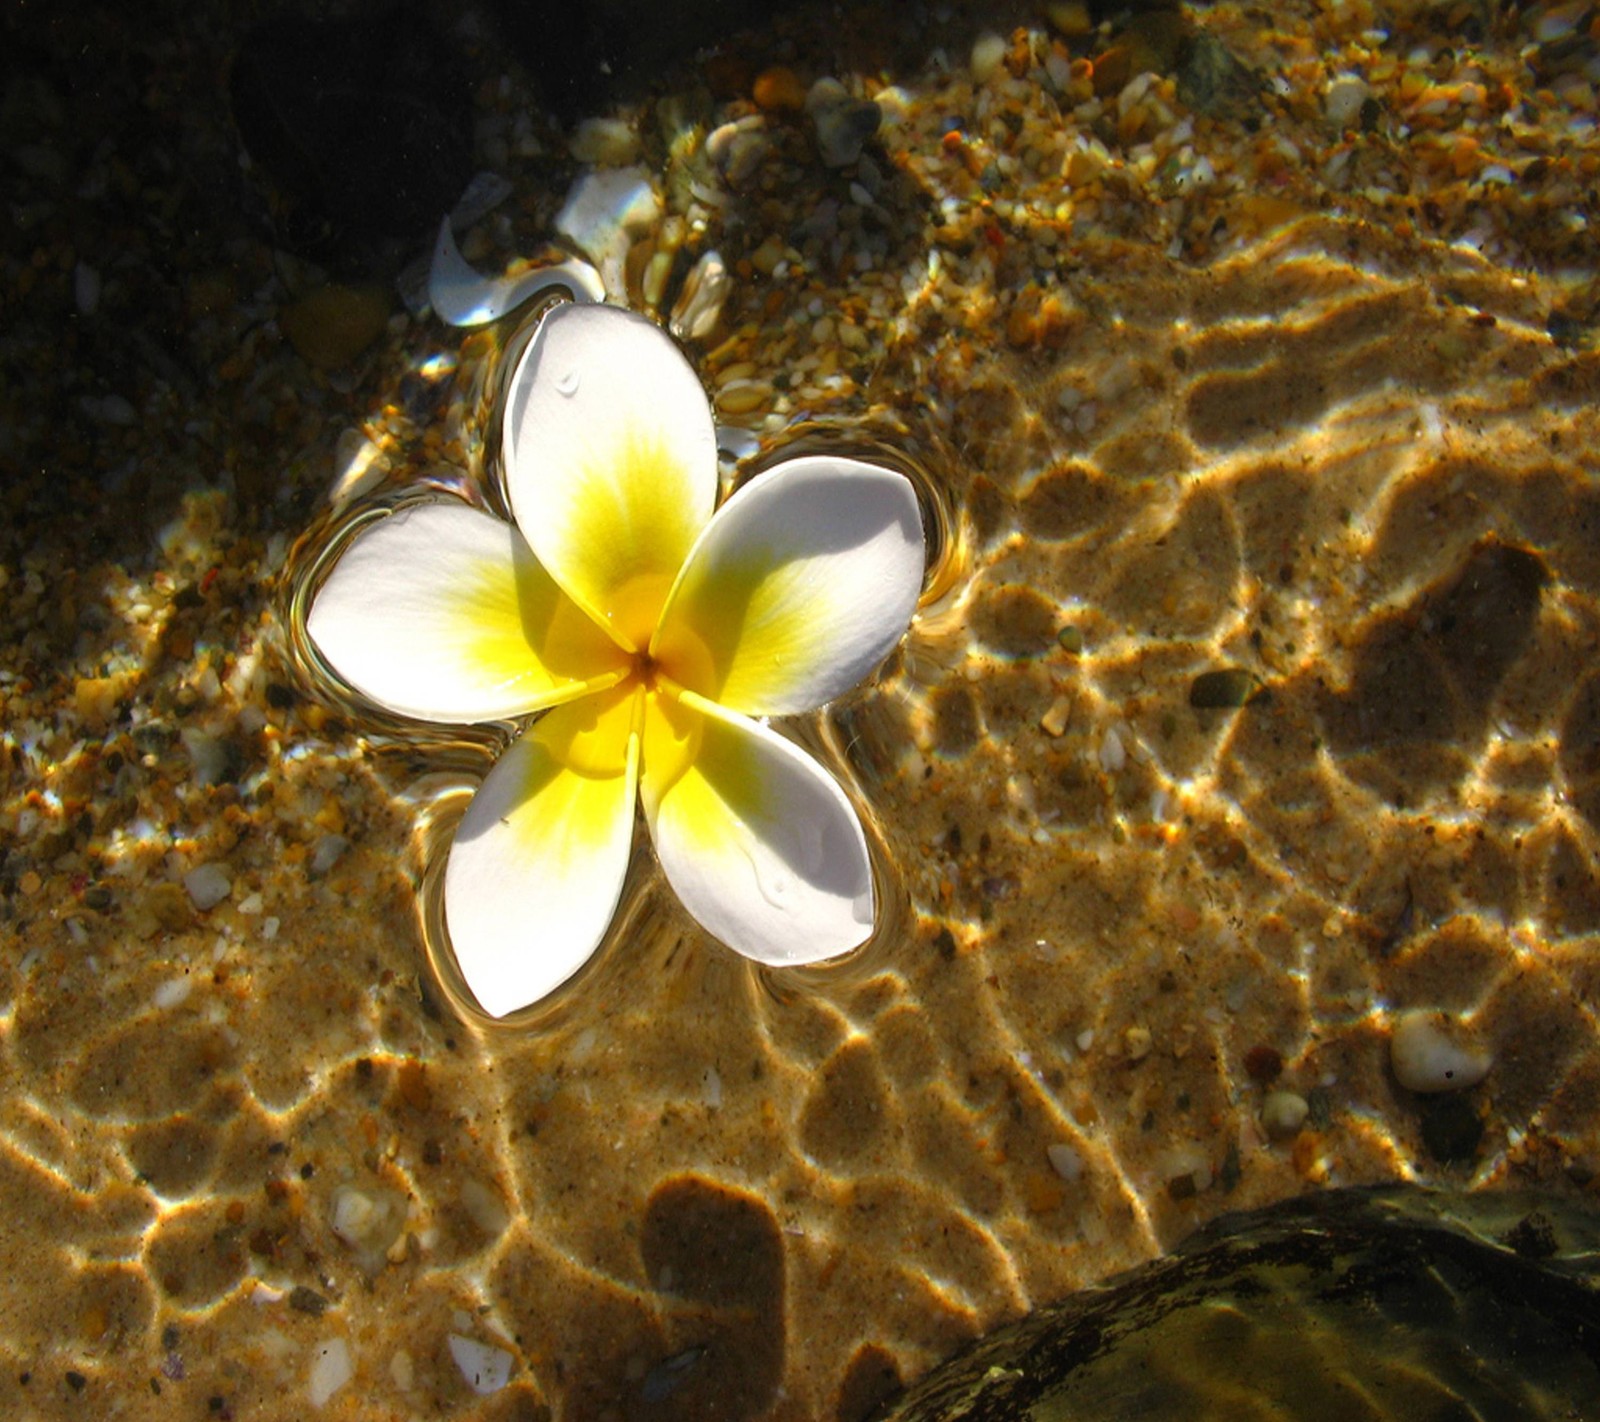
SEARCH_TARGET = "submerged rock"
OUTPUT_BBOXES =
[873,1186,1600,1420]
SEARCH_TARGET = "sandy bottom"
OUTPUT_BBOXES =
[2,0,1598,1418]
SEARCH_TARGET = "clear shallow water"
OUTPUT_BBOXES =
[2,0,1599,1417]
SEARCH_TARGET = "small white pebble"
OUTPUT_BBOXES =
[568,116,640,165]
[237,892,263,916]
[1325,75,1374,128]
[309,834,349,879]
[1390,1009,1492,1093]
[184,862,232,912]
[448,1335,514,1395]
[1046,1142,1083,1181]
[152,975,193,1011]
[970,31,1008,84]
[390,1349,415,1392]
[308,1338,353,1407]
[1099,727,1126,773]
[703,1065,723,1109]
[1261,1090,1309,1139]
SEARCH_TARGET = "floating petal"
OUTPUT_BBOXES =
[445,687,641,1017]
[653,456,924,714]
[428,217,603,328]
[502,303,717,651]
[306,501,629,723]
[641,694,873,966]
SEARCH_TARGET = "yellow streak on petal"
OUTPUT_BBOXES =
[653,551,816,706]
[640,692,778,859]
[556,429,706,651]
[538,677,643,780]
[456,545,631,706]
[640,688,705,804]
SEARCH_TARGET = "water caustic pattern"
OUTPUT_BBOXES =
[4,2,1600,1420]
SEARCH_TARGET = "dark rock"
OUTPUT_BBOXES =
[872,1186,1600,1420]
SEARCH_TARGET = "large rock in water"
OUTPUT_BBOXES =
[873,1186,1600,1420]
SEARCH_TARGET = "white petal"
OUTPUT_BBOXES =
[501,303,717,650]
[445,688,641,1017]
[641,694,873,966]
[652,456,924,714]
[306,501,629,723]
[428,218,603,328]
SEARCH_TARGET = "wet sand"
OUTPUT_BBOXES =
[2,0,1599,1417]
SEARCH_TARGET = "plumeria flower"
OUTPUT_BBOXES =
[307,302,924,1017]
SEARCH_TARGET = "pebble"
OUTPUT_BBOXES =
[1099,726,1126,773]
[1390,1009,1492,1093]
[1261,1090,1309,1139]
[707,115,770,186]
[1046,0,1094,37]
[1326,76,1374,130]
[1039,695,1072,737]
[1046,1142,1083,1181]
[668,250,730,342]
[279,284,391,371]
[308,1338,353,1407]
[329,1183,407,1265]
[970,32,1009,85]
[805,78,881,168]
[568,116,640,166]
[554,165,662,287]
[449,1334,513,1394]
[308,833,350,879]
[752,66,807,113]
[151,975,193,1011]
[183,862,232,912]
[181,727,231,786]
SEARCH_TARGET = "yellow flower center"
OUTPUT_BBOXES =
[541,611,717,798]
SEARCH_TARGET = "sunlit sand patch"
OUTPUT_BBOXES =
[2,0,1600,1415]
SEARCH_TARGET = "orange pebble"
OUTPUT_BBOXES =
[753,66,807,112]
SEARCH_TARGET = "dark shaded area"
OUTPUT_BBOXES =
[491,0,785,120]
[837,1344,905,1422]
[1183,289,1466,449]
[1017,462,1131,542]
[873,1186,1600,1420]
[1318,539,1547,805]
[230,4,473,275]
[632,1174,787,1420]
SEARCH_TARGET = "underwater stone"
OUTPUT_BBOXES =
[308,834,350,879]
[183,862,232,912]
[805,78,880,168]
[1326,75,1375,129]
[554,166,662,271]
[307,1337,353,1407]
[1190,667,1260,708]
[1390,1009,1492,1093]
[970,32,1008,85]
[448,1334,513,1395]
[328,1183,407,1267]
[569,116,641,166]
[668,250,731,343]
[875,1186,1600,1419]
[1261,1090,1309,1139]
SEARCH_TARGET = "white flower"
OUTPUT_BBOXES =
[307,303,924,1017]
